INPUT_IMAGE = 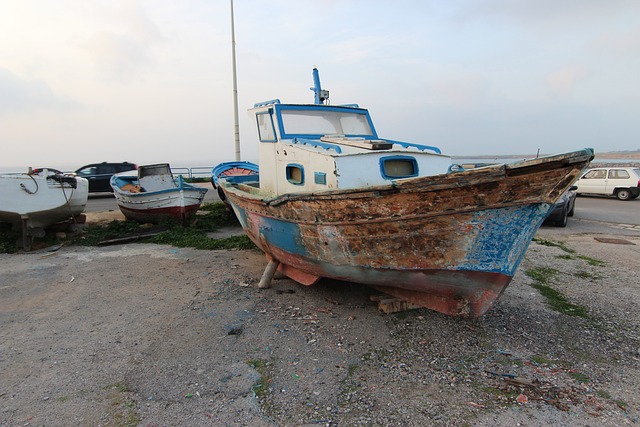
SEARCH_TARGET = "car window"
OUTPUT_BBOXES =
[583,170,606,179]
[77,167,97,176]
[608,169,630,179]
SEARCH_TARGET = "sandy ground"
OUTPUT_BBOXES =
[0,219,639,426]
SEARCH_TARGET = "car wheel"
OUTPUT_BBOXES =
[615,189,631,201]
[555,205,568,227]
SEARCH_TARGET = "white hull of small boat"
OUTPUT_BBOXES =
[0,170,89,231]
[110,163,208,224]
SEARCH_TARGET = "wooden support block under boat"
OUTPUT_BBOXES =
[370,294,422,314]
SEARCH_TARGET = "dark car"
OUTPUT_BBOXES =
[544,186,577,227]
[74,162,137,193]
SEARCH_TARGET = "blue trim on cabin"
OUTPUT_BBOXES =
[384,139,442,154]
[254,99,281,107]
[286,163,305,185]
[273,104,378,140]
[379,155,419,180]
[292,138,342,154]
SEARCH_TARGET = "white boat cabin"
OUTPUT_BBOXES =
[250,101,452,197]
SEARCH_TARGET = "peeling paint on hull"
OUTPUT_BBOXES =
[221,149,594,317]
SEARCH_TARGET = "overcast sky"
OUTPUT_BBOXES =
[1,0,639,171]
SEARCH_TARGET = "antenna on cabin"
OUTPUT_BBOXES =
[230,0,241,161]
[311,67,330,105]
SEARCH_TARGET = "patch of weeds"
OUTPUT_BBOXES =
[576,255,606,267]
[75,220,147,246]
[56,395,72,402]
[574,270,603,281]
[73,202,255,251]
[152,228,255,250]
[525,267,559,285]
[246,359,273,400]
[197,202,242,227]
[555,254,574,260]
[482,386,519,400]
[533,238,576,254]
[569,372,589,384]
[338,364,362,407]
[102,382,131,393]
[533,283,590,318]
[596,390,612,399]
[0,224,61,253]
[0,226,19,253]
[530,355,553,366]
[614,399,629,411]
[347,364,359,377]
[526,268,591,318]
[102,382,140,427]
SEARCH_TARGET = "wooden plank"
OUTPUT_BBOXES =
[370,294,422,313]
[320,136,393,150]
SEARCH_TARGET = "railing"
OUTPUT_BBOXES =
[170,167,213,181]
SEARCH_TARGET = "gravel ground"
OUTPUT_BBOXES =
[0,225,638,426]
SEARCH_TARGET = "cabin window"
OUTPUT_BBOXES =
[380,156,418,179]
[286,164,304,185]
[279,107,374,138]
[314,172,327,185]
[256,111,277,142]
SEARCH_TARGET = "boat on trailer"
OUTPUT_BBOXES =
[0,168,89,249]
[110,163,208,224]
[215,69,594,318]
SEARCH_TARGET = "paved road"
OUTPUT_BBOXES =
[540,195,640,236]
[86,186,639,235]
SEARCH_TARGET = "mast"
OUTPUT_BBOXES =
[231,0,241,160]
[310,67,329,105]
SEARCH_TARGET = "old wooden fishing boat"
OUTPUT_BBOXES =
[0,168,89,249]
[215,69,594,318]
[110,163,208,224]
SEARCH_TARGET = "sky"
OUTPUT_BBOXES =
[1,0,639,171]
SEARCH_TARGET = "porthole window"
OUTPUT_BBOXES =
[286,164,304,185]
[380,156,418,179]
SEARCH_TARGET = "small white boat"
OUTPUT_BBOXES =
[0,168,89,248]
[110,163,208,224]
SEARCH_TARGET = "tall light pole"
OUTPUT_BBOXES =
[230,0,240,161]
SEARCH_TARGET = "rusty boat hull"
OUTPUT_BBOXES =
[219,149,594,318]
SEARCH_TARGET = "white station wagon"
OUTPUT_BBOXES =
[574,167,640,200]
